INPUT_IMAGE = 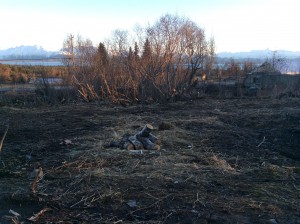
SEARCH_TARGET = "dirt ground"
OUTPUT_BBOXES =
[0,97,299,223]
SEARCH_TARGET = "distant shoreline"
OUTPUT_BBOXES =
[0,59,63,66]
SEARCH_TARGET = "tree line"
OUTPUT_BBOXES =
[1,14,289,103]
[63,14,274,103]
[62,14,218,102]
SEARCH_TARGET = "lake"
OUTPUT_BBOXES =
[0,59,63,66]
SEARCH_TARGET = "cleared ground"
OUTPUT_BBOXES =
[0,98,299,223]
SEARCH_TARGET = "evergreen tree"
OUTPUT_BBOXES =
[134,42,139,61]
[98,42,108,67]
[142,38,151,62]
[128,46,133,63]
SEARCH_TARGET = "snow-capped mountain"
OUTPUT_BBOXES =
[1,46,300,60]
[0,45,60,59]
[217,49,300,59]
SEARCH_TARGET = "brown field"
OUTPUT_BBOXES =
[0,98,299,223]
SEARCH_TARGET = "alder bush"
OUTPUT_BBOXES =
[62,14,216,103]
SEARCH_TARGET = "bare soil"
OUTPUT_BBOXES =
[0,98,299,223]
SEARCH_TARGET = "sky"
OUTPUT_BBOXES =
[0,0,299,53]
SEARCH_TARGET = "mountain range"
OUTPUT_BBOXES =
[0,45,60,59]
[1,45,300,60]
[217,49,300,59]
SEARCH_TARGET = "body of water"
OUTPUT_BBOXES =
[0,59,63,66]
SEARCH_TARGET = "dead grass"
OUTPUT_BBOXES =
[0,98,299,223]
[209,154,235,171]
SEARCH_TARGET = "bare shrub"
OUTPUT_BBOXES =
[34,66,76,104]
[62,14,215,103]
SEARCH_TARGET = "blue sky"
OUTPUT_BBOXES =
[1,0,299,52]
